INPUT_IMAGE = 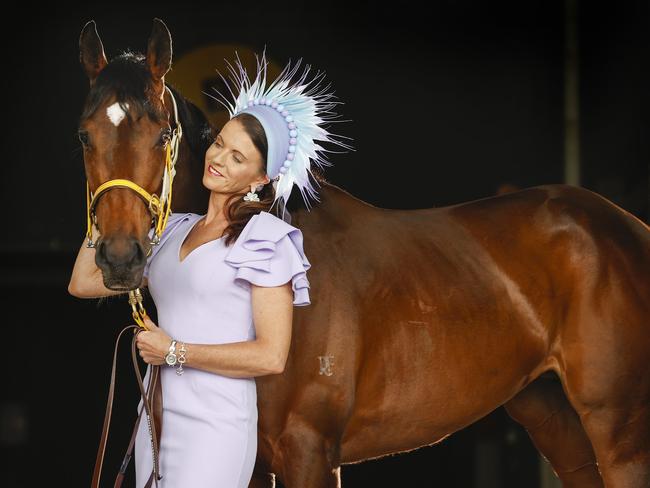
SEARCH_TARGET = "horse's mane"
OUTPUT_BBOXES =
[166,83,213,163]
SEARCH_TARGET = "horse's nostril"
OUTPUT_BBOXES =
[132,240,146,268]
[96,240,107,264]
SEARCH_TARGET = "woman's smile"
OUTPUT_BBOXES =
[207,165,224,178]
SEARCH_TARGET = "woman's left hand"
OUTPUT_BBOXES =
[135,315,173,365]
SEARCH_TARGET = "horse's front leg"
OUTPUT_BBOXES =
[248,464,276,488]
[272,418,342,488]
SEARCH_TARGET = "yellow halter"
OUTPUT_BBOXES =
[85,85,183,330]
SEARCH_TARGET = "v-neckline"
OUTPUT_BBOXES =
[177,215,225,264]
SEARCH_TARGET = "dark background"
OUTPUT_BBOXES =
[1,1,647,487]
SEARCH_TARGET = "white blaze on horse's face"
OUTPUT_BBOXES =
[106,102,129,126]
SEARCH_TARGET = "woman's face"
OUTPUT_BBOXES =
[203,118,269,195]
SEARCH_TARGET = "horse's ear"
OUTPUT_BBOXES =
[146,18,172,85]
[79,20,108,84]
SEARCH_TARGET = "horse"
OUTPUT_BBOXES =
[78,19,211,292]
[79,19,650,488]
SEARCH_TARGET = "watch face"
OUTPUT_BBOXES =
[165,353,177,366]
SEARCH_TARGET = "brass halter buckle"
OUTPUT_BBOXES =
[128,288,149,329]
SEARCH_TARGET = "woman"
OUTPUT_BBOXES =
[68,50,351,487]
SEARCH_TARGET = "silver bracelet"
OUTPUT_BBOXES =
[176,342,187,375]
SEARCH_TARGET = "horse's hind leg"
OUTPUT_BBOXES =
[559,256,650,487]
[504,373,604,488]
[559,332,650,487]
[560,357,650,488]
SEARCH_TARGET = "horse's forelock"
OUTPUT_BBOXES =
[80,50,166,124]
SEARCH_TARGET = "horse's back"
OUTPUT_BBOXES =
[445,183,649,263]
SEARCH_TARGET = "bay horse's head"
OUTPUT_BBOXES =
[78,19,179,291]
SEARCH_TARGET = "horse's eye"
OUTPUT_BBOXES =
[78,130,89,146]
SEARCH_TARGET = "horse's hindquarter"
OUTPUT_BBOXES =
[341,184,612,462]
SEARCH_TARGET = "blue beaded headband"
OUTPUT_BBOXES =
[237,100,298,181]
[209,48,354,213]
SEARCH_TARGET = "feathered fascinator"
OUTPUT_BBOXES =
[209,48,354,213]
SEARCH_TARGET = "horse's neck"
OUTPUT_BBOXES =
[166,84,212,213]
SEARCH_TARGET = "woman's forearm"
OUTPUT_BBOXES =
[182,339,282,378]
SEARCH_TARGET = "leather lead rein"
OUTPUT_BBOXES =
[91,325,163,488]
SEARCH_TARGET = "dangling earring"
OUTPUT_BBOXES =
[243,184,263,202]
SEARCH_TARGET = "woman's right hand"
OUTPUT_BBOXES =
[67,226,147,298]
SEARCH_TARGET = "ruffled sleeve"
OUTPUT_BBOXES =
[224,211,312,306]
[143,212,192,278]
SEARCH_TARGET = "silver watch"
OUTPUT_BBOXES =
[165,340,178,366]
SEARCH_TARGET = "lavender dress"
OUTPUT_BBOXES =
[134,211,311,487]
